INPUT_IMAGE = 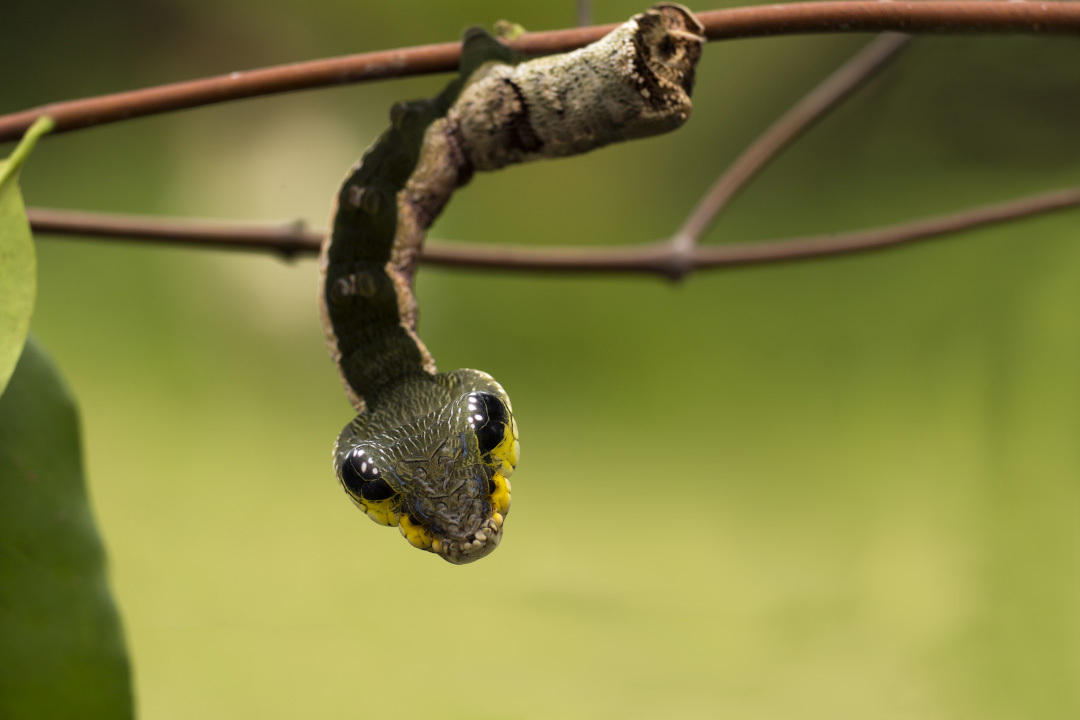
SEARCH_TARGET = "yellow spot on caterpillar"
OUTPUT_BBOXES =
[490,416,520,478]
[399,514,434,550]
[349,494,400,527]
[490,473,511,516]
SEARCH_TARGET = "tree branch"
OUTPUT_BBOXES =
[2,1,1078,143]
[26,208,317,259]
[29,186,1080,276]
[687,187,1080,273]
[671,32,911,254]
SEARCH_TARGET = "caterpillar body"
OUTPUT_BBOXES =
[318,4,704,563]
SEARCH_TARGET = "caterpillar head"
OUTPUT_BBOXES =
[335,388,519,564]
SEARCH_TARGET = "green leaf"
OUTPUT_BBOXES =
[0,116,54,398]
[0,336,133,719]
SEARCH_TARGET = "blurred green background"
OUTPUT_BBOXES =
[5,0,1079,717]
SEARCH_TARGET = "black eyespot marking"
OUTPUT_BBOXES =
[360,478,395,501]
[341,447,394,501]
[467,392,510,456]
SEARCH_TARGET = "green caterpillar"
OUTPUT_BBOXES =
[318,4,704,563]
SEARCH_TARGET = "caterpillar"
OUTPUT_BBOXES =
[318,4,704,564]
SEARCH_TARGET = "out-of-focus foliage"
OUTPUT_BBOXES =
[0,337,133,719]
[0,117,52,396]
[3,1,1078,718]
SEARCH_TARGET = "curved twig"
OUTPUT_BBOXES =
[29,186,1080,276]
[2,2,1078,143]
[26,208,316,259]
[671,32,911,254]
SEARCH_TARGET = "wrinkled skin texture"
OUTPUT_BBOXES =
[333,370,518,564]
